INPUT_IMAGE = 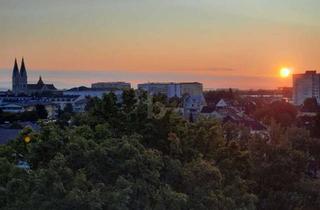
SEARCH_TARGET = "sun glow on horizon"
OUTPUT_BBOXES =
[280,67,292,78]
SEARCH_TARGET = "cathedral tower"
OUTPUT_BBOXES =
[20,57,28,90]
[12,58,20,94]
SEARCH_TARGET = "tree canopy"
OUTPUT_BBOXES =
[0,90,319,210]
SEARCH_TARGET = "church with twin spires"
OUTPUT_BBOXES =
[12,58,57,95]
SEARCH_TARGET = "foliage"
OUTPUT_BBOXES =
[35,104,48,119]
[302,98,319,112]
[63,103,74,114]
[0,90,319,210]
[204,89,236,106]
[254,101,297,127]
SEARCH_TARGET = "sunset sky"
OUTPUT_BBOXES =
[1,0,320,89]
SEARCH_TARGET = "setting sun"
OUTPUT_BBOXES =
[280,67,292,78]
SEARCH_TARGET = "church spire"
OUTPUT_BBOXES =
[37,76,44,86]
[19,57,28,90]
[20,57,27,77]
[12,58,19,76]
[12,58,20,94]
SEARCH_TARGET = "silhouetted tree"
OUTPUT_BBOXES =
[35,104,48,119]
[302,97,319,112]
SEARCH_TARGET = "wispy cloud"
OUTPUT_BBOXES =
[207,67,235,72]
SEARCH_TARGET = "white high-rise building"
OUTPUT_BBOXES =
[137,82,203,98]
[91,82,131,90]
[293,71,320,105]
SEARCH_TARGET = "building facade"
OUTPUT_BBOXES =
[180,82,203,97]
[91,82,131,90]
[293,71,320,105]
[63,86,123,100]
[138,83,169,96]
[137,82,203,98]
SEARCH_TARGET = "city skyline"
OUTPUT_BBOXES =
[0,60,295,90]
[0,63,295,90]
[2,0,320,89]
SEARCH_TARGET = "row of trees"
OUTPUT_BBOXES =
[0,90,320,209]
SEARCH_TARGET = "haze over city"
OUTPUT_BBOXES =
[2,0,320,89]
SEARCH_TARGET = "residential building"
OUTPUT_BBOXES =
[180,82,203,97]
[46,96,79,111]
[0,100,56,118]
[200,100,266,134]
[63,86,123,101]
[0,95,82,117]
[0,103,25,113]
[293,71,320,105]
[138,83,170,96]
[138,82,203,98]
[183,95,206,122]
[138,82,205,122]
[91,82,131,90]
[73,98,89,113]
[215,99,229,109]
[63,86,107,99]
